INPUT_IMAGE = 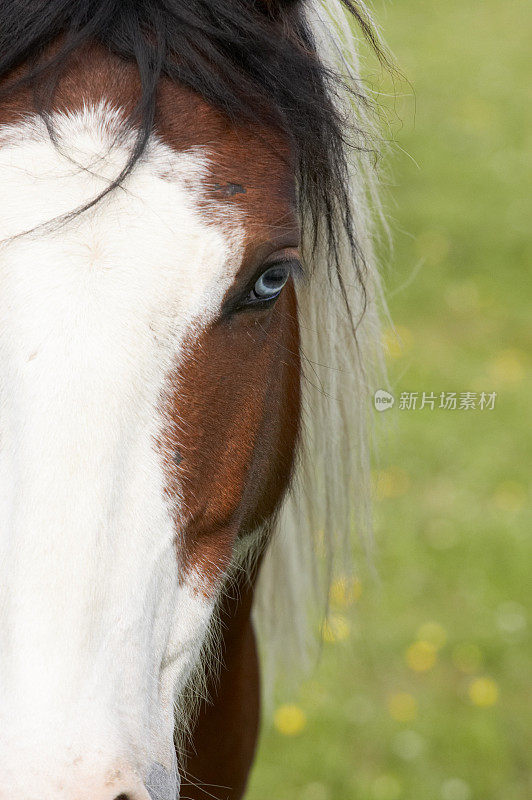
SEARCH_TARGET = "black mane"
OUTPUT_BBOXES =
[0,0,384,299]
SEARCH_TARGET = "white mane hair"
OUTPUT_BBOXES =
[252,0,388,683]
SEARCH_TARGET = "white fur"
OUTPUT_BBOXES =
[0,107,242,796]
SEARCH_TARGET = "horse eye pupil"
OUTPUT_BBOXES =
[265,269,284,285]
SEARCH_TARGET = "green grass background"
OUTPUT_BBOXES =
[246,1,531,798]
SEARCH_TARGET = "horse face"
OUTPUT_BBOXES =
[0,99,300,798]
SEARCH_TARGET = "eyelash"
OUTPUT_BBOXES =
[222,258,302,317]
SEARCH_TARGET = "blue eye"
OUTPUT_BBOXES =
[249,264,290,302]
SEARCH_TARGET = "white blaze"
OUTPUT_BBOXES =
[0,107,240,792]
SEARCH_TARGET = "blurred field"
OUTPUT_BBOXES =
[246,1,531,799]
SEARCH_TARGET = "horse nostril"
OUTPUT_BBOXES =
[106,779,153,800]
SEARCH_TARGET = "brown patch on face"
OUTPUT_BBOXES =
[160,279,301,591]
[0,42,302,594]
[153,56,302,591]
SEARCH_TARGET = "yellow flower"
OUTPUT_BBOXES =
[387,692,417,722]
[321,614,350,643]
[382,325,413,359]
[416,622,447,650]
[468,677,499,707]
[452,643,482,674]
[329,576,362,607]
[488,349,524,386]
[375,467,410,500]
[274,704,307,736]
[492,481,527,513]
[405,641,437,672]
